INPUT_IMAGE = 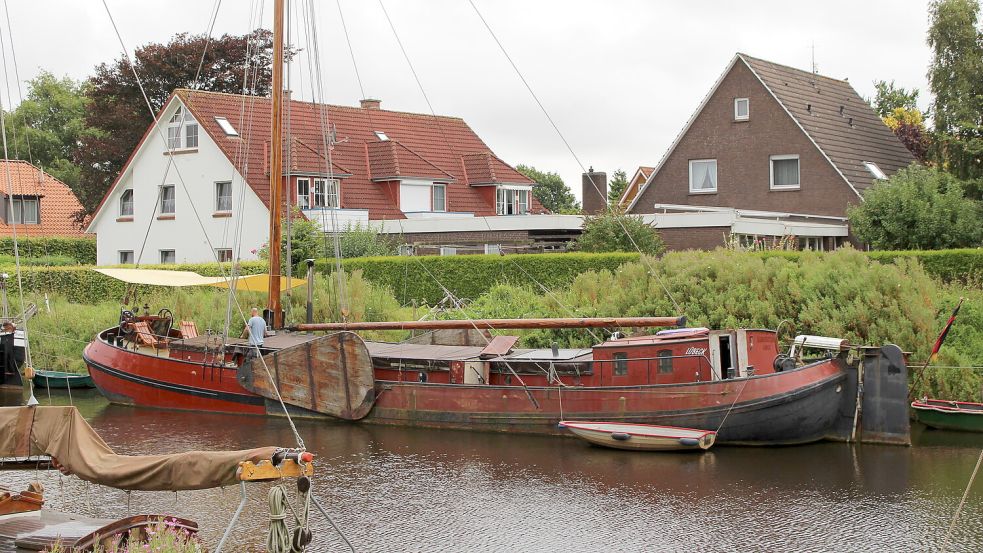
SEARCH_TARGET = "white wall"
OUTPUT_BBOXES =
[303,208,369,232]
[89,99,270,266]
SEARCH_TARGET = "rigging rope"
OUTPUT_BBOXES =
[940,448,983,552]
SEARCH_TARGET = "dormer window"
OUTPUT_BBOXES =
[496,187,529,215]
[734,98,749,121]
[8,196,39,225]
[297,178,339,209]
[167,106,198,150]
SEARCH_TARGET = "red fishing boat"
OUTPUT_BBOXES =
[84,0,911,446]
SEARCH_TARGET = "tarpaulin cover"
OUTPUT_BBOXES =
[0,406,277,491]
[93,268,305,292]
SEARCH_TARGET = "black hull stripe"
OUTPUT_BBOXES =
[83,353,266,407]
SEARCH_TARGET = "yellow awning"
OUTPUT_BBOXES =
[94,268,306,291]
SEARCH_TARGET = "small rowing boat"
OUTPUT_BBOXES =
[558,421,716,451]
[911,398,983,432]
[32,370,95,389]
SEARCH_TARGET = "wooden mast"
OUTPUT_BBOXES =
[266,0,285,328]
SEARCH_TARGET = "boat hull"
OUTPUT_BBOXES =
[559,422,716,451]
[912,400,983,432]
[32,371,95,389]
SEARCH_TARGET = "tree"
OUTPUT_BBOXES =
[75,30,275,217]
[847,164,983,249]
[869,80,920,117]
[259,209,323,271]
[883,107,931,162]
[515,164,579,213]
[5,72,92,193]
[926,0,983,193]
[607,169,628,207]
[575,208,665,255]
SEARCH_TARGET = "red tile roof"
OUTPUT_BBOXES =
[0,160,87,237]
[461,152,533,185]
[176,90,540,219]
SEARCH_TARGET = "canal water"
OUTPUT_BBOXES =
[2,389,982,552]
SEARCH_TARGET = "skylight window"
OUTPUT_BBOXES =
[373,130,389,141]
[214,117,239,137]
[863,161,887,180]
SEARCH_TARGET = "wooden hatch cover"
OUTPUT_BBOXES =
[237,331,375,420]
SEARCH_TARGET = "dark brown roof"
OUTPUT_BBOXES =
[739,54,915,192]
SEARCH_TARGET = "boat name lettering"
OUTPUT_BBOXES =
[685,347,707,356]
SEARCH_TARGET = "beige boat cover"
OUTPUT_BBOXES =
[0,406,277,491]
[93,268,305,292]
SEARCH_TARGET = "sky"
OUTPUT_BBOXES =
[5,0,934,201]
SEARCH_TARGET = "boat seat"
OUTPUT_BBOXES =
[180,321,199,340]
[132,321,162,348]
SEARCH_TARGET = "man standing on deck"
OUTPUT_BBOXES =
[245,308,267,355]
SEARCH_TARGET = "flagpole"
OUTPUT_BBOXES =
[909,297,965,400]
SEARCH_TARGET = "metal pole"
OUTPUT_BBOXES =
[305,259,315,325]
[214,481,248,553]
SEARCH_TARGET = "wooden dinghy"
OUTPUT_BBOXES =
[558,421,716,451]
[32,370,95,389]
[911,398,983,432]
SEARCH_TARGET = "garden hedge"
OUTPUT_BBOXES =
[756,248,983,283]
[315,252,641,305]
[0,237,96,264]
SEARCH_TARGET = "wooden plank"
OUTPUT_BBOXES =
[237,331,375,420]
[479,335,519,359]
[237,459,313,481]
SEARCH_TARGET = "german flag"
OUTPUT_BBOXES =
[929,298,964,363]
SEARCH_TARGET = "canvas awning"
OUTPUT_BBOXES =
[94,268,305,291]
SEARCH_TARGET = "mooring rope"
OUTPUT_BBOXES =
[939,448,983,552]
[268,485,292,553]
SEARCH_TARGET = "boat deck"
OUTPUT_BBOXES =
[0,510,112,551]
[366,341,594,362]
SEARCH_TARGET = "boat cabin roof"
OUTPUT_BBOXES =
[366,341,594,363]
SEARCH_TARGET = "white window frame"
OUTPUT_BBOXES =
[734,98,749,121]
[495,186,532,215]
[167,106,198,150]
[215,181,232,212]
[769,155,801,190]
[159,249,176,264]
[216,248,233,262]
[325,178,340,209]
[296,178,310,209]
[119,189,134,216]
[863,161,888,180]
[10,197,39,225]
[432,184,446,212]
[214,116,239,137]
[119,250,134,264]
[688,159,718,194]
[160,185,176,214]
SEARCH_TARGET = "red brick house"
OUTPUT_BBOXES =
[0,159,87,237]
[626,53,916,250]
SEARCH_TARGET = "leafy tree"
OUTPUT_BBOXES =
[607,169,628,206]
[259,209,323,271]
[575,208,665,255]
[6,72,93,193]
[883,107,930,162]
[75,29,275,217]
[926,0,983,193]
[869,80,920,117]
[847,164,983,249]
[515,164,579,213]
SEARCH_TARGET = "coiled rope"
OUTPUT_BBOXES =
[268,486,291,553]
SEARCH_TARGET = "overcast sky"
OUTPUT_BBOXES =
[6,0,933,201]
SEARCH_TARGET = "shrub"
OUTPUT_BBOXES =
[848,164,983,249]
[315,252,640,305]
[0,236,96,264]
[575,209,665,255]
[336,222,397,258]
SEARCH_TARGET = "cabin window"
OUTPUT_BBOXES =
[120,189,134,216]
[215,181,232,212]
[118,250,134,264]
[159,249,176,264]
[770,155,800,189]
[658,349,673,374]
[216,248,233,262]
[160,185,176,214]
[432,184,446,212]
[613,352,628,376]
[689,159,717,193]
[734,98,749,121]
[9,197,39,225]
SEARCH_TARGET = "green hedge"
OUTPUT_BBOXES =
[316,252,640,305]
[755,248,983,283]
[0,237,96,264]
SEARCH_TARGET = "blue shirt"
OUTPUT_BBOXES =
[247,316,267,346]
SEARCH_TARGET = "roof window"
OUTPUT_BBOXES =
[863,161,887,180]
[373,131,389,141]
[214,117,239,137]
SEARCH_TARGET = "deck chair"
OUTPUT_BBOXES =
[131,321,161,348]
[180,321,199,340]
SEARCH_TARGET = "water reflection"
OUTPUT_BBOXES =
[2,389,981,552]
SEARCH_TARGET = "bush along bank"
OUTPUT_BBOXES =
[0,236,96,264]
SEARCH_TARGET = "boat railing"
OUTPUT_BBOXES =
[591,353,714,384]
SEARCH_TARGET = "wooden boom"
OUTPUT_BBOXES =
[291,316,686,332]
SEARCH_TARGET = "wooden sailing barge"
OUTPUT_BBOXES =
[82,0,911,446]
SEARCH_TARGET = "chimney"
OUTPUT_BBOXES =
[582,166,607,215]
[360,98,381,110]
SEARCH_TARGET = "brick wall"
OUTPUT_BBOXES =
[400,230,531,245]
[630,60,859,217]
[658,227,730,251]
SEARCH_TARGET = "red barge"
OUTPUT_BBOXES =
[84,319,911,445]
